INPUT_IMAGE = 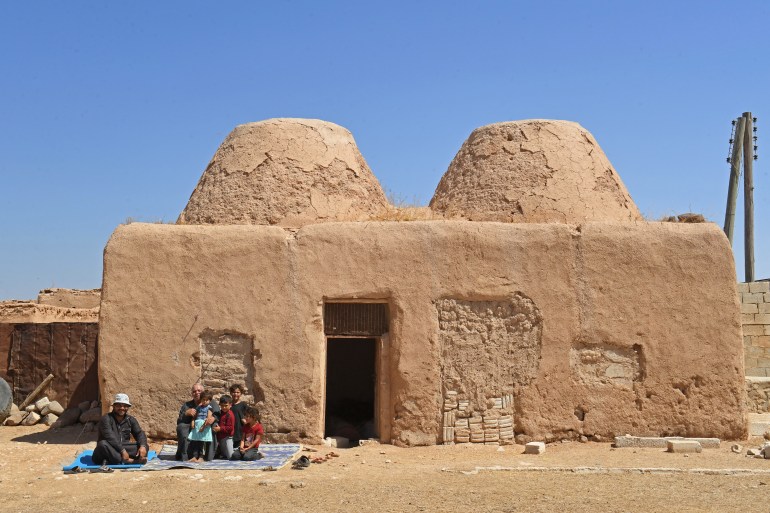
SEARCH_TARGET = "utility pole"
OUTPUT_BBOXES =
[743,112,755,282]
[724,116,745,244]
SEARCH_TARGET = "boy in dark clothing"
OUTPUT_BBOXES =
[92,393,149,465]
[230,406,263,461]
[212,394,236,459]
[228,383,248,449]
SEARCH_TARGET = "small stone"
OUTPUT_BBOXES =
[385,459,392,463]
[4,412,27,426]
[290,482,305,489]
[10,403,19,414]
[22,412,41,426]
[524,442,546,455]
[579,435,588,443]
[41,414,58,426]
[41,401,64,416]
[731,444,743,454]
[747,448,761,457]
[34,397,50,412]
[764,430,770,441]
[666,440,702,453]
[25,405,37,413]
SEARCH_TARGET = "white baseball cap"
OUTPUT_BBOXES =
[113,393,132,406]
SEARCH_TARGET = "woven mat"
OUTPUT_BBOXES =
[141,443,301,471]
[63,450,158,471]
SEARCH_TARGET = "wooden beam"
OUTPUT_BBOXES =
[18,373,55,410]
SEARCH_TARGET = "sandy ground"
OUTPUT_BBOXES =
[2,425,770,513]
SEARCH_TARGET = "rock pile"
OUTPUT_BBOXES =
[2,398,100,430]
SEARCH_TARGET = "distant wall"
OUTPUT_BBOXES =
[37,288,101,309]
[740,281,770,376]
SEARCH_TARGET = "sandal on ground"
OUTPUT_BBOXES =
[292,455,311,469]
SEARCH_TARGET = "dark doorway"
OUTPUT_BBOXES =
[324,337,376,443]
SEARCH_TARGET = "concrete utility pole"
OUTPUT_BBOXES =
[743,112,755,282]
[724,116,745,244]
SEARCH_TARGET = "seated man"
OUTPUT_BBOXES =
[92,393,148,465]
[176,382,219,460]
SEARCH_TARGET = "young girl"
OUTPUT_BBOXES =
[229,406,263,461]
[187,390,214,462]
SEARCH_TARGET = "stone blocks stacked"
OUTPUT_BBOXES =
[441,390,515,445]
[740,281,770,376]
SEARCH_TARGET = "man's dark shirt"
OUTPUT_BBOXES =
[97,412,148,453]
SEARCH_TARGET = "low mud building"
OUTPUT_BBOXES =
[98,119,746,444]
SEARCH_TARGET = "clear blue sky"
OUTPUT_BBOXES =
[1,1,768,299]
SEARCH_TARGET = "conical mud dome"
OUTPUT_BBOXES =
[178,118,390,227]
[430,120,641,223]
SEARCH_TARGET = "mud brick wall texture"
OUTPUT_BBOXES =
[740,281,770,377]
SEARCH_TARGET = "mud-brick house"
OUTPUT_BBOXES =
[1,289,100,407]
[98,118,746,445]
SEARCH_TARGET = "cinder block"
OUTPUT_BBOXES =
[744,293,764,304]
[738,283,750,293]
[745,357,760,368]
[745,368,765,377]
[760,303,770,314]
[743,303,760,314]
[667,440,702,453]
[755,314,770,324]
[743,313,757,324]
[756,358,770,368]
[765,292,770,303]
[750,282,770,294]
[755,336,770,348]
[524,442,546,454]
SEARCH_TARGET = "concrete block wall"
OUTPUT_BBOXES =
[741,281,770,376]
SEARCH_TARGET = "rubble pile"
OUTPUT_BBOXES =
[2,397,100,430]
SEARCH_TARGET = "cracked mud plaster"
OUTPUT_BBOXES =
[194,328,264,402]
[178,119,389,227]
[570,343,644,390]
[430,120,642,223]
[437,296,543,418]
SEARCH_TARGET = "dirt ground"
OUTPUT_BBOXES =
[2,425,770,513]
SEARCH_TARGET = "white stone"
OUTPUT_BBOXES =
[666,440,702,453]
[41,414,58,426]
[22,412,41,426]
[524,441,545,454]
[42,400,64,416]
[34,397,50,411]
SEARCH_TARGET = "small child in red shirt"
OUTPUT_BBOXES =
[229,406,263,461]
[212,394,235,459]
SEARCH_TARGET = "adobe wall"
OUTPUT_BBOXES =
[98,221,746,443]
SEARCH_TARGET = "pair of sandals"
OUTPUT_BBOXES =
[64,464,114,474]
[292,451,339,469]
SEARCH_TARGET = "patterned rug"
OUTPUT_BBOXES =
[141,443,301,471]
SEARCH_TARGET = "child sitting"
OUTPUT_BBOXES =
[229,406,263,461]
[187,389,214,462]
[212,394,235,459]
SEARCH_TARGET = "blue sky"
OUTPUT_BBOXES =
[1,1,768,299]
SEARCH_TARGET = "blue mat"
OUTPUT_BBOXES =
[63,449,158,471]
[141,443,301,471]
